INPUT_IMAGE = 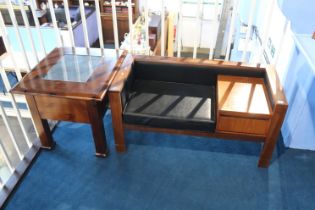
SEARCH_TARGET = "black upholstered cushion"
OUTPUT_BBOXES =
[123,80,216,132]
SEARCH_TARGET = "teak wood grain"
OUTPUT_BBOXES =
[217,75,272,116]
[11,47,122,100]
[25,95,55,149]
[34,95,90,123]
[216,75,272,136]
[109,54,288,168]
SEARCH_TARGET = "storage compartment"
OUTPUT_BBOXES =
[216,75,272,137]
[217,116,270,136]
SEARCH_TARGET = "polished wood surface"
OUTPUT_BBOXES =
[258,103,287,167]
[217,116,270,136]
[109,91,126,152]
[217,75,271,116]
[109,53,134,92]
[216,75,272,136]
[25,95,55,149]
[35,95,90,123]
[109,55,288,168]
[11,47,121,100]
[108,53,133,152]
[87,100,108,157]
[11,48,127,156]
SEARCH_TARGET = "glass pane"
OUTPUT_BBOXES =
[42,54,104,83]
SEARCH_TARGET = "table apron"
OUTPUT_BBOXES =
[33,95,100,123]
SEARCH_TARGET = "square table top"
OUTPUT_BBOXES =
[11,47,124,101]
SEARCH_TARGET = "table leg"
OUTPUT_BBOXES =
[258,104,287,167]
[109,91,126,152]
[26,96,55,149]
[87,101,108,157]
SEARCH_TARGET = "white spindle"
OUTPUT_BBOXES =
[0,138,14,173]
[0,66,32,148]
[209,0,219,59]
[193,0,202,59]
[111,0,119,50]
[241,0,256,63]
[4,0,32,72]
[0,14,23,80]
[0,12,38,141]
[63,0,76,48]
[18,0,40,63]
[161,0,165,56]
[0,95,25,104]
[29,0,47,56]
[0,107,31,119]
[225,0,239,61]
[127,0,133,53]
[0,103,23,160]
[95,0,104,49]
[144,0,149,55]
[257,0,276,64]
[177,1,183,58]
[79,0,90,48]
[47,0,63,46]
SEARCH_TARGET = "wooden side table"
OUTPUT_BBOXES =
[216,75,272,137]
[11,47,124,157]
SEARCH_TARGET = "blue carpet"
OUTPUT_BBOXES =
[4,111,315,210]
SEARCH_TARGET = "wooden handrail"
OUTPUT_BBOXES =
[109,52,134,92]
[265,65,288,108]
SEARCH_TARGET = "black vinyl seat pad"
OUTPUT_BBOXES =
[123,80,216,132]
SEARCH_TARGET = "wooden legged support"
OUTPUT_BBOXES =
[258,103,287,167]
[109,91,126,152]
[87,101,108,157]
[26,95,55,149]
